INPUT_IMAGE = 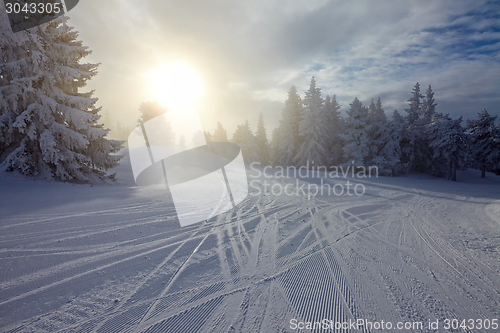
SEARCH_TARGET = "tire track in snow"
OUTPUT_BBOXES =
[88,223,208,333]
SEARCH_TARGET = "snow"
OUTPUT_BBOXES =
[1,150,500,332]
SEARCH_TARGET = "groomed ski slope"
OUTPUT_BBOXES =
[1,151,499,332]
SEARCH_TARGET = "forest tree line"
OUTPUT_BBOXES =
[199,78,500,181]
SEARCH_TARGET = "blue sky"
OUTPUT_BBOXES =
[67,0,500,135]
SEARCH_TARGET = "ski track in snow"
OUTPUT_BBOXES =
[1,166,500,332]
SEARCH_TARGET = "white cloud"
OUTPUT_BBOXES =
[65,0,499,135]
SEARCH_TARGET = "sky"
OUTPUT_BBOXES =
[66,0,500,137]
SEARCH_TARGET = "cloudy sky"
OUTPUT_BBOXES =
[67,0,500,136]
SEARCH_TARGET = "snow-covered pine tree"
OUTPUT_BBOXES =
[398,115,412,175]
[203,131,213,144]
[138,101,166,124]
[114,122,133,141]
[293,77,328,167]
[381,110,404,176]
[427,114,467,181]
[495,120,500,174]
[405,82,423,127]
[324,94,344,165]
[420,85,440,175]
[403,82,425,173]
[137,101,176,149]
[0,14,121,181]
[341,97,370,166]
[277,85,302,166]
[231,120,260,165]
[212,121,229,142]
[466,109,499,178]
[421,85,437,123]
[269,127,280,166]
[366,98,402,175]
[366,98,387,162]
[255,112,270,165]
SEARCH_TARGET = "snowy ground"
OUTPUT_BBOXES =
[1,151,500,332]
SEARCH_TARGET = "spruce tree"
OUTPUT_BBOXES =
[366,98,402,175]
[382,110,405,176]
[466,109,499,178]
[495,121,500,174]
[270,127,280,166]
[428,114,467,181]
[203,131,213,144]
[113,121,132,141]
[366,97,388,164]
[421,85,437,123]
[277,85,302,166]
[404,82,439,174]
[294,77,328,167]
[138,101,166,124]
[232,120,259,164]
[420,85,440,175]
[0,15,121,181]
[255,112,270,165]
[324,94,343,165]
[403,82,424,173]
[341,97,370,166]
[212,121,229,142]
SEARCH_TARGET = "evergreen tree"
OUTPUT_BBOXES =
[341,97,370,166]
[100,110,111,131]
[403,82,438,174]
[270,127,280,166]
[405,82,423,126]
[212,121,228,142]
[382,110,405,176]
[466,109,499,178]
[420,85,440,175]
[421,85,437,123]
[277,85,302,166]
[191,130,205,147]
[366,97,388,164]
[0,15,121,181]
[324,94,344,165]
[203,130,212,144]
[398,116,413,175]
[113,121,129,141]
[403,82,424,173]
[495,120,500,174]
[232,120,260,164]
[255,112,270,165]
[427,114,467,181]
[138,101,166,124]
[366,98,402,175]
[294,77,328,167]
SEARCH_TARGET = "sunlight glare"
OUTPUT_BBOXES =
[148,63,203,108]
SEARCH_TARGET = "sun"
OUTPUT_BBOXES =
[148,63,203,109]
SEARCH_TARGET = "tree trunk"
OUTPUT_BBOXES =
[481,165,486,178]
[451,160,457,181]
